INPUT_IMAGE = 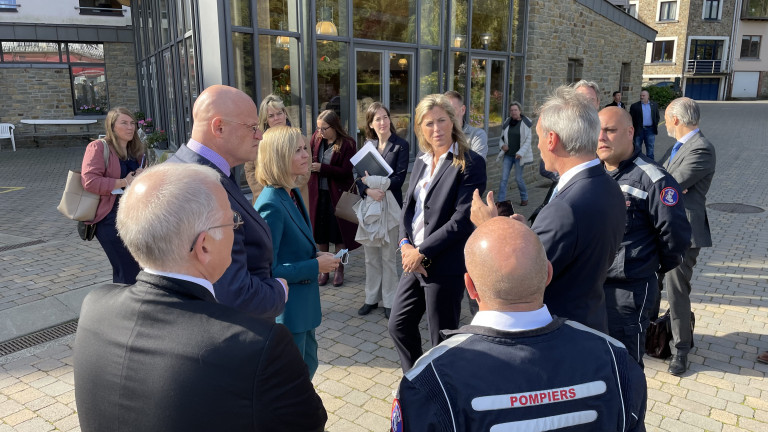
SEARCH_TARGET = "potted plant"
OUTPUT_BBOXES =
[139,117,154,133]
[147,129,168,149]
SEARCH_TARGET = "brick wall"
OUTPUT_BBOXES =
[0,42,138,148]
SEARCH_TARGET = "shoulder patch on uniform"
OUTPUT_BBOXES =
[660,187,679,206]
[405,333,473,380]
[391,399,403,432]
[633,157,665,183]
[564,320,626,349]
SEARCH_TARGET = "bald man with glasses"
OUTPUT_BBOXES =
[168,84,288,319]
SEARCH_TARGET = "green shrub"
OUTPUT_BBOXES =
[644,86,678,109]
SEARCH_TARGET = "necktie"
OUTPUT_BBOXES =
[548,184,559,203]
[669,141,683,161]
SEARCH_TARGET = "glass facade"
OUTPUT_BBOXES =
[131,0,527,157]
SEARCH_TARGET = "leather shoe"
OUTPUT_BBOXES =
[758,351,768,364]
[668,354,688,376]
[318,273,329,286]
[384,308,391,319]
[358,303,378,316]
[520,200,528,206]
[333,262,344,287]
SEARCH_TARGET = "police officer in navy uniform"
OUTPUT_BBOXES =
[596,107,691,366]
[392,217,647,432]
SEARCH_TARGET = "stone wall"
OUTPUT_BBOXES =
[0,42,138,148]
[637,0,690,77]
[488,0,649,202]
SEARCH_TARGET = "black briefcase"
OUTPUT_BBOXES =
[645,310,695,359]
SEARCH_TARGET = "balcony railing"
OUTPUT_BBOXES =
[685,59,728,74]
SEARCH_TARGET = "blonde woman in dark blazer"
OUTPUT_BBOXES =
[254,126,340,379]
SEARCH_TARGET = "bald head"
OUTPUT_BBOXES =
[597,107,635,170]
[190,85,262,167]
[464,217,551,311]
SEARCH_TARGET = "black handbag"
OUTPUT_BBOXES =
[645,310,695,359]
[78,221,97,241]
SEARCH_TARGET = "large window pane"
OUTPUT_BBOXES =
[257,0,297,31]
[1,42,61,63]
[67,43,104,63]
[390,53,412,144]
[230,0,251,27]
[421,0,440,45]
[471,0,509,51]
[258,35,302,122]
[163,50,177,149]
[419,49,440,99]
[352,0,415,42]
[488,59,504,138]
[317,41,350,130]
[469,58,486,129]
[448,52,468,96]
[511,0,526,54]
[450,0,468,49]
[355,50,382,143]
[72,66,108,115]
[744,0,768,18]
[232,32,255,99]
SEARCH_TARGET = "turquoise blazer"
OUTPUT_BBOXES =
[255,186,321,333]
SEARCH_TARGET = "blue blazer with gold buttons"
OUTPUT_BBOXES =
[255,186,321,333]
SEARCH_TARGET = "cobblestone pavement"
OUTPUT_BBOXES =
[0,101,767,431]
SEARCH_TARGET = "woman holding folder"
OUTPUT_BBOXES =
[354,102,409,318]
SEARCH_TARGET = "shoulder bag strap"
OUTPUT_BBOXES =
[100,139,110,171]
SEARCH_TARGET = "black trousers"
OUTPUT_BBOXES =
[95,201,141,284]
[605,274,658,367]
[388,272,465,372]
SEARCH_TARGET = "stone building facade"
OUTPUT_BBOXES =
[635,0,735,100]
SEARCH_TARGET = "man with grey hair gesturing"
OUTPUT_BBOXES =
[392,218,647,431]
[74,163,327,432]
[658,97,716,375]
[472,85,625,333]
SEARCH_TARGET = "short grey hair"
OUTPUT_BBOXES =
[538,85,600,157]
[666,97,700,126]
[117,163,225,269]
[509,101,523,115]
[573,80,601,104]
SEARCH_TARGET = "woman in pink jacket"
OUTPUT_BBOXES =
[81,107,145,283]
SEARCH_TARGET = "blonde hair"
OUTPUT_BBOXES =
[414,94,469,172]
[104,107,145,160]
[256,126,305,189]
[258,94,293,131]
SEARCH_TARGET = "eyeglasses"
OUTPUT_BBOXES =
[189,211,244,252]
[223,119,262,135]
[317,125,331,132]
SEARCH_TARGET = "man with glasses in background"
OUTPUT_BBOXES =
[74,163,327,431]
[168,85,288,319]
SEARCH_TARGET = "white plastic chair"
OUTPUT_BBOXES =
[0,123,15,151]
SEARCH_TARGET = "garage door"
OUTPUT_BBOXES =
[732,72,759,98]
[685,78,720,101]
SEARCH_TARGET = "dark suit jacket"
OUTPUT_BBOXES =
[355,133,410,207]
[661,131,716,248]
[400,149,486,275]
[255,186,321,333]
[531,163,625,332]
[167,144,285,318]
[629,100,660,137]
[605,101,626,110]
[307,132,360,250]
[74,272,327,432]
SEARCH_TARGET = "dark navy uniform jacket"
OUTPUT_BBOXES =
[605,149,692,282]
[393,318,647,432]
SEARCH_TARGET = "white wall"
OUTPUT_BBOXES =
[733,21,768,72]
[0,0,132,26]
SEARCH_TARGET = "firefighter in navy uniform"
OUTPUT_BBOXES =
[391,218,647,432]
[597,107,691,366]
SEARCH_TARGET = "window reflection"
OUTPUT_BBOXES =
[471,0,509,51]
[72,66,108,115]
[352,0,415,42]
[317,41,349,130]
[232,32,255,99]
[258,35,301,123]
[448,52,468,96]
[316,0,347,38]
[257,0,297,31]
[230,0,251,27]
[1,42,61,63]
[68,44,104,63]
[451,0,468,49]
[421,0,440,45]
[419,49,440,99]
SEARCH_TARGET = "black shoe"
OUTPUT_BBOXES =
[384,308,391,319]
[358,303,378,316]
[668,354,688,376]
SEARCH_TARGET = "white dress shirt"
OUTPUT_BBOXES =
[470,305,553,331]
[144,268,217,300]
[549,158,601,202]
[411,143,457,247]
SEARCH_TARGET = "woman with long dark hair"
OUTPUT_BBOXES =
[81,107,145,283]
[308,110,360,287]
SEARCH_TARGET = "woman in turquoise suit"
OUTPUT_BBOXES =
[254,126,340,378]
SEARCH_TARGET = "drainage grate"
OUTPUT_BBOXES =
[707,203,764,214]
[0,239,46,253]
[0,321,78,357]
